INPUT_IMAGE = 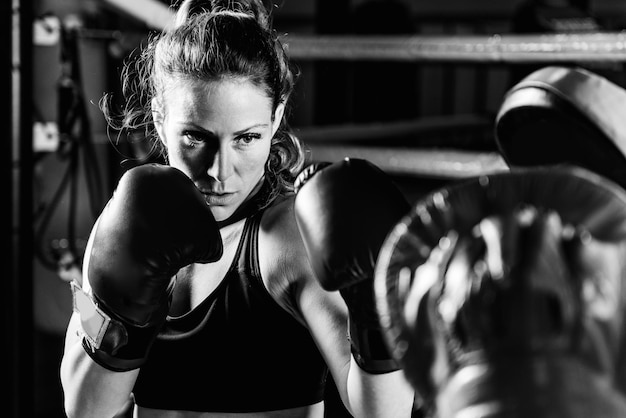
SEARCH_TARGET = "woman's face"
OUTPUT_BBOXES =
[154,77,283,222]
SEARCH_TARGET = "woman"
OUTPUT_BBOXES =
[60,1,415,417]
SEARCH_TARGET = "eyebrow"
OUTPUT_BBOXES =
[182,122,269,135]
[233,123,269,135]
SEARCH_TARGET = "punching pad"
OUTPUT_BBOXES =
[495,66,626,190]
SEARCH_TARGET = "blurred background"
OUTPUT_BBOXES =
[6,0,626,416]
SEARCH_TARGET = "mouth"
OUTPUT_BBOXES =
[202,191,235,206]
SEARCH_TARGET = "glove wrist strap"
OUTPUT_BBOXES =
[348,316,399,374]
[71,281,164,372]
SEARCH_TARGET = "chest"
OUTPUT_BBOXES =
[169,221,247,315]
[168,214,297,319]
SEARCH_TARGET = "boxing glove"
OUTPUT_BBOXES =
[72,163,223,371]
[294,158,410,373]
[375,165,626,417]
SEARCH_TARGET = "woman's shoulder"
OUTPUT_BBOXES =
[260,193,300,251]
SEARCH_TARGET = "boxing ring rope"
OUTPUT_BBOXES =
[283,32,626,63]
[294,115,491,143]
[302,145,509,179]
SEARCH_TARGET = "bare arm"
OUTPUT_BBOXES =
[61,312,138,418]
[60,221,139,418]
[297,270,414,418]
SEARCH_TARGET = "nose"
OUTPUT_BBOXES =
[206,143,233,182]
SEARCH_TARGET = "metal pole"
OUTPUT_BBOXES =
[7,0,34,416]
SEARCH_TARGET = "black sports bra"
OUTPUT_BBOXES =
[132,210,328,413]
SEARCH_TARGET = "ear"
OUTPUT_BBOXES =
[151,98,166,146]
[271,102,286,137]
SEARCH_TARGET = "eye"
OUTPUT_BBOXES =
[182,131,207,147]
[235,132,262,146]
